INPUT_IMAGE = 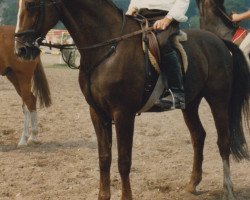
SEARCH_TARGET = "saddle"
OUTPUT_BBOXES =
[137,17,188,113]
[232,27,249,45]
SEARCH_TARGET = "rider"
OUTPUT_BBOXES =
[126,0,190,109]
[231,10,250,66]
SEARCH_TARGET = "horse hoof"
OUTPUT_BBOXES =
[98,193,111,200]
[185,184,197,194]
[222,193,237,200]
[17,143,27,147]
[27,138,41,145]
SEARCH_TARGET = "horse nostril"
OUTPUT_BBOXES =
[17,47,28,57]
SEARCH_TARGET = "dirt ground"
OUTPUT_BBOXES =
[0,55,249,200]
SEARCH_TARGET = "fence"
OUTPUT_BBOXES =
[40,29,79,66]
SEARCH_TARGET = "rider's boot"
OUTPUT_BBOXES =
[155,50,185,109]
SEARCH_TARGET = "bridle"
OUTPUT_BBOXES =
[14,0,155,51]
[15,0,60,47]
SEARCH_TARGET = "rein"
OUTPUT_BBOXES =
[78,26,154,50]
[39,26,154,51]
[216,6,238,29]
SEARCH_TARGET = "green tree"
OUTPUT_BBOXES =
[113,0,129,11]
[1,1,17,25]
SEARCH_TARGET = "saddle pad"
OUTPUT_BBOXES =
[232,27,248,45]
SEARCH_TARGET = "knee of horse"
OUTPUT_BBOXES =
[118,157,131,176]
[22,94,36,111]
[99,154,112,172]
[217,138,230,159]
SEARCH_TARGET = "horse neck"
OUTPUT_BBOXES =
[59,0,124,67]
[198,0,234,40]
[56,0,123,69]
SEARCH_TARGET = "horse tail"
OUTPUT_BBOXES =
[32,58,52,108]
[223,40,250,161]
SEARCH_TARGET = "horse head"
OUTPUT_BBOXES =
[15,0,60,60]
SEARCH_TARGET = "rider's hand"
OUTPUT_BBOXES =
[153,17,173,30]
[231,13,241,22]
[126,7,139,16]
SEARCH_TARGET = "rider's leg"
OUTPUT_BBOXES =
[239,33,250,67]
[156,40,185,109]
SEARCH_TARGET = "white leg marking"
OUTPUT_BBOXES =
[28,111,40,144]
[222,160,237,200]
[18,105,30,146]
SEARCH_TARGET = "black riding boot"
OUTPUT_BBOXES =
[156,50,185,109]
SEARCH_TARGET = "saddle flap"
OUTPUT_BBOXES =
[232,27,248,45]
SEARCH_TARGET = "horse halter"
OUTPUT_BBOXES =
[15,0,59,47]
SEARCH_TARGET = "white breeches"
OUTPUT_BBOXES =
[239,33,250,67]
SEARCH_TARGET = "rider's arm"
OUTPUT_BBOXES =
[166,0,190,22]
[126,0,139,16]
[154,0,190,30]
[232,10,250,22]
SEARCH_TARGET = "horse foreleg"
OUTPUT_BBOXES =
[182,97,206,194]
[206,97,236,200]
[16,105,31,146]
[114,110,135,200]
[18,73,37,145]
[90,107,112,200]
[27,110,39,144]
[6,73,30,146]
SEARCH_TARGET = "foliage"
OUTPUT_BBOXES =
[0,0,17,25]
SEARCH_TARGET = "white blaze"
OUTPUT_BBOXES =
[15,0,23,33]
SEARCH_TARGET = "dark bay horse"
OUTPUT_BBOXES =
[14,0,249,199]
[196,0,250,66]
[0,25,51,146]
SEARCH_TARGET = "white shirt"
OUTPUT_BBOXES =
[128,0,190,22]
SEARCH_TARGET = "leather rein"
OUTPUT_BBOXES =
[216,6,238,29]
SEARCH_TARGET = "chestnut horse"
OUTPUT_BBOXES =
[14,0,249,199]
[196,0,250,66]
[0,26,51,146]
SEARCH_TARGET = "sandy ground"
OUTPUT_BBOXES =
[0,55,249,200]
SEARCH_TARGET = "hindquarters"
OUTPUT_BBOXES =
[184,29,249,160]
[182,29,233,103]
[182,29,249,198]
[223,40,250,161]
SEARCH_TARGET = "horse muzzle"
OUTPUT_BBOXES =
[15,41,41,60]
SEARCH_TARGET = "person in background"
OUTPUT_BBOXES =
[232,10,250,67]
[231,10,250,22]
[126,0,190,109]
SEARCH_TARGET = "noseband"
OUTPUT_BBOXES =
[15,0,59,47]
